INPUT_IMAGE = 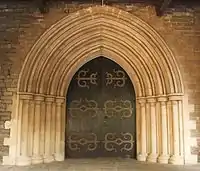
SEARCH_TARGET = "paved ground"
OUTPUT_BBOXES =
[1,158,199,171]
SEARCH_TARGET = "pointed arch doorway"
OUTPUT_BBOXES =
[5,6,197,166]
[66,57,136,158]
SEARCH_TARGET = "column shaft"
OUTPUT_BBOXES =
[28,101,34,157]
[61,101,66,155]
[44,98,54,163]
[137,99,147,161]
[158,98,169,164]
[178,101,184,157]
[32,97,43,164]
[136,102,141,156]
[147,98,157,162]
[51,102,56,157]
[39,102,45,157]
[55,98,64,161]
[169,98,184,164]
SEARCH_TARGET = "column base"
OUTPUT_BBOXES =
[137,153,147,161]
[31,155,43,164]
[169,155,184,165]
[158,154,169,164]
[54,153,65,161]
[16,156,31,166]
[44,155,54,163]
[147,154,158,163]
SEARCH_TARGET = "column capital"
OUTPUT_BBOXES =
[168,94,183,101]
[56,97,65,104]
[146,96,156,103]
[157,96,168,102]
[19,93,33,100]
[46,96,55,103]
[137,98,146,104]
[34,95,45,101]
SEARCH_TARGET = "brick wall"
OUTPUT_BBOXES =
[0,1,199,163]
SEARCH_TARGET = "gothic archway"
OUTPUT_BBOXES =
[3,6,193,166]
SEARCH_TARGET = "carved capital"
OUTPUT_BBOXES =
[147,97,156,107]
[137,98,146,104]
[19,93,33,100]
[168,94,183,101]
[46,96,55,103]
[34,95,45,101]
[56,97,65,104]
[157,95,167,102]
[147,97,156,103]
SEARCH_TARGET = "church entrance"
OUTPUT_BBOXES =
[66,57,136,158]
[7,6,188,166]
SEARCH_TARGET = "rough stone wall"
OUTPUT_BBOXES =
[0,1,199,163]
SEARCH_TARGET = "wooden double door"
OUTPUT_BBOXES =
[66,57,136,158]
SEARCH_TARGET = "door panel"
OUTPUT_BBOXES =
[66,57,136,158]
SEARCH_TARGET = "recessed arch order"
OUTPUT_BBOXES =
[18,6,183,97]
[4,5,195,166]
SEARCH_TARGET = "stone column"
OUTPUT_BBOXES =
[54,98,65,161]
[167,101,172,157]
[137,98,147,161]
[169,95,184,165]
[16,94,32,166]
[158,96,169,164]
[178,100,184,158]
[32,95,44,164]
[40,101,45,159]
[28,100,35,158]
[50,102,56,158]
[44,97,54,163]
[60,99,66,156]
[136,101,141,156]
[147,97,158,162]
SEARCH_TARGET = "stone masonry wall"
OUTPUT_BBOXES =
[0,1,199,163]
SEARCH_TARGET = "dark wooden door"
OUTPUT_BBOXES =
[66,57,136,158]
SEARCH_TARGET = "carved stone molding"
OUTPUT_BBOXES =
[45,96,55,103]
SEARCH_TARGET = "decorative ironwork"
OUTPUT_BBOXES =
[104,100,133,119]
[69,98,98,118]
[76,69,98,88]
[68,133,99,152]
[67,57,136,158]
[105,69,127,88]
[103,132,134,152]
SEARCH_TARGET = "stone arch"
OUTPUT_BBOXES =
[18,6,183,96]
[4,5,194,166]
